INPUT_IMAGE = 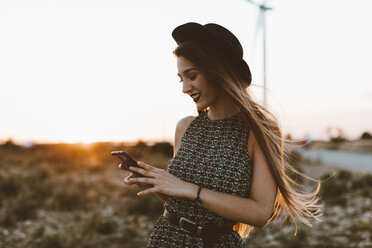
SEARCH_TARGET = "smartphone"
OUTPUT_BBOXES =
[111,151,142,177]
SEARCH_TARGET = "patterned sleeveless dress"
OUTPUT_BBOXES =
[147,110,253,248]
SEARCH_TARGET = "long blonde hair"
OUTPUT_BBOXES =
[174,41,323,238]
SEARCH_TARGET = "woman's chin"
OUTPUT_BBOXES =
[195,99,210,110]
[195,102,206,109]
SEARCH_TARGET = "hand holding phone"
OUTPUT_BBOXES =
[123,172,151,189]
[111,151,143,177]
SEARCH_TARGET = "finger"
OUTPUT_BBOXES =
[138,183,152,188]
[137,186,158,196]
[123,178,132,184]
[123,173,136,184]
[123,177,133,185]
[136,182,153,189]
[137,161,156,171]
[124,172,135,179]
[129,166,153,177]
[130,177,155,185]
[136,161,162,176]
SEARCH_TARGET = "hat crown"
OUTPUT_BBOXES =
[204,23,243,58]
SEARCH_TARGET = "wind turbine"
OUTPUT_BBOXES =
[246,0,272,106]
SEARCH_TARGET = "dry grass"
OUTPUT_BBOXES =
[0,141,170,247]
[0,142,371,247]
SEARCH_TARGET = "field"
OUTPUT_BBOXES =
[0,141,371,247]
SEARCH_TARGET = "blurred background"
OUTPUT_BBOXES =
[0,0,371,247]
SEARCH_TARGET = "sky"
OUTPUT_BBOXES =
[0,0,371,144]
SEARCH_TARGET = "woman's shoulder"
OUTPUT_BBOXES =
[173,115,197,156]
[176,115,197,134]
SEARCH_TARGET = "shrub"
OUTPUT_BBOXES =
[8,191,39,221]
[330,137,346,143]
[337,169,353,181]
[0,168,55,224]
[49,177,90,211]
[124,141,150,160]
[24,167,55,201]
[36,233,67,248]
[50,185,89,211]
[126,194,164,218]
[0,210,16,227]
[360,131,372,140]
[0,175,20,197]
[276,230,310,248]
[351,174,372,198]
[121,225,139,240]
[360,174,372,185]
[92,214,117,235]
[287,150,302,167]
[314,234,349,248]
[51,189,85,211]
[151,142,173,157]
[121,225,142,247]
[32,225,45,239]
[319,173,348,206]
[82,213,117,235]
[286,150,305,185]
[0,139,20,150]
[144,153,172,170]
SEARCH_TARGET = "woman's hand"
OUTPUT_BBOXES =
[127,161,198,199]
[123,172,152,189]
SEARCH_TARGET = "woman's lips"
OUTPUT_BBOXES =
[192,93,201,102]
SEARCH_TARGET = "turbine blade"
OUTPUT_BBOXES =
[250,10,264,60]
[246,0,260,7]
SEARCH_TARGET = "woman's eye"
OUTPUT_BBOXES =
[189,74,197,80]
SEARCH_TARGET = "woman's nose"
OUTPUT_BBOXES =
[182,81,192,94]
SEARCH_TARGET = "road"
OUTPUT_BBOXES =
[295,148,372,174]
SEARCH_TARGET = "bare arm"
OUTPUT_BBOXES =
[154,116,195,202]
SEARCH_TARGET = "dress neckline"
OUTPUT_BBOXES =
[203,110,242,122]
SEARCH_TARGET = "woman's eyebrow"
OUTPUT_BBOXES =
[178,68,198,76]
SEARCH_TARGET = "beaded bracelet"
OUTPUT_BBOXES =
[194,185,202,207]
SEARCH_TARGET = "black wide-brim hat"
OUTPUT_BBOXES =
[172,22,252,85]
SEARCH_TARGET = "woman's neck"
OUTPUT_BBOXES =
[207,94,241,121]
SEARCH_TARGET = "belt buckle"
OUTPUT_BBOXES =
[179,217,203,236]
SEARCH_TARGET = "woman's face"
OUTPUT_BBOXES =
[177,56,222,109]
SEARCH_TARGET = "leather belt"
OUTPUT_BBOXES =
[163,209,233,248]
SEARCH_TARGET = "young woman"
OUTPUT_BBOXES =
[123,22,322,248]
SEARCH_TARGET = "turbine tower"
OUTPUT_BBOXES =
[246,0,272,106]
